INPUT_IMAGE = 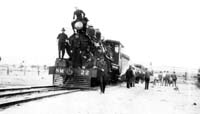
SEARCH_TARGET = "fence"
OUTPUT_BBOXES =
[0,65,49,77]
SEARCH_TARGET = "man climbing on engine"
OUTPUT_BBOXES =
[57,28,69,59]
[71,33,82,68]
[71,7,88,33]
[73,7,85,21]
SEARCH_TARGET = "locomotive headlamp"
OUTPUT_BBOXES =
[74,21,83,30]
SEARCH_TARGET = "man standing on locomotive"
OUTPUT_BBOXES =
[57,28,69,59]
[73,7,85,21]
[71,34,82,68]
[72,7,88,33]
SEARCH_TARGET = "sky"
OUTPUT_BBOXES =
[0,0,200,70]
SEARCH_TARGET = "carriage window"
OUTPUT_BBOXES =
[115,46,119,53]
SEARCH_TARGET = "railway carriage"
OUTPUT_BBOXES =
[197,69,200,83]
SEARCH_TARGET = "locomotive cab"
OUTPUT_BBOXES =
[104,40,130,82]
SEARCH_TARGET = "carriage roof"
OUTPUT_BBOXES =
[104,39,124,47]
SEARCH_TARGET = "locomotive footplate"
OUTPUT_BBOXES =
[64,68,98,88]
[50,67,99,88]
[73,68,97,77]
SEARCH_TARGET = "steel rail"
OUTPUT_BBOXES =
[0,86,55,92]
[0,89,80,109]
[0,87,65,98]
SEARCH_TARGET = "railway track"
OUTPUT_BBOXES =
[0,86,80,109]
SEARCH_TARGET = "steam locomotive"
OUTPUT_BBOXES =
[49,11,129,88]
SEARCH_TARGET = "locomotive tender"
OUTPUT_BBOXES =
[49,11,129,88]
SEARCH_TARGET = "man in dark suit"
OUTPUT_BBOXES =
[72,7,88,33]
[57,28,68,59]
[96,48,107,94]
[98,67,106,94]
[144,70,150,90]
[73,7,85,21]
[126,66,133,88]
[171,72,177,87]
[131,68,136,87]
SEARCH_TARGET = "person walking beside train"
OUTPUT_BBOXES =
[98,67,106,94]
[132,68,136,87]
[125,66,133,88]
[130,67,136,87]
[171,71,177,87]
[96,48,107,94]
[57,28,69,59]
[144,70,150,90]
[163,71,167,86]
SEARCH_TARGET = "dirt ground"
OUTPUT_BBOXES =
[0,76,199,114]
[0,73,52,88]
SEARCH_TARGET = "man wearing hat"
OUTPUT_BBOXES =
[73,7,85,21]
[125,65,134,88]
[144,70,150,90]
[171,71,177,87]
[72,7,88,33]
[96,49,107,94]
[57,28,69,59]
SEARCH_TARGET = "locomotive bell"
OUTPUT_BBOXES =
[74,21,83,30]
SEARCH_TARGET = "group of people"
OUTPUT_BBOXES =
[125,66,151,90]
[125,66,178,90]
[57,7,108,68]
[153,71,177,87]
[57,7,111,94]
